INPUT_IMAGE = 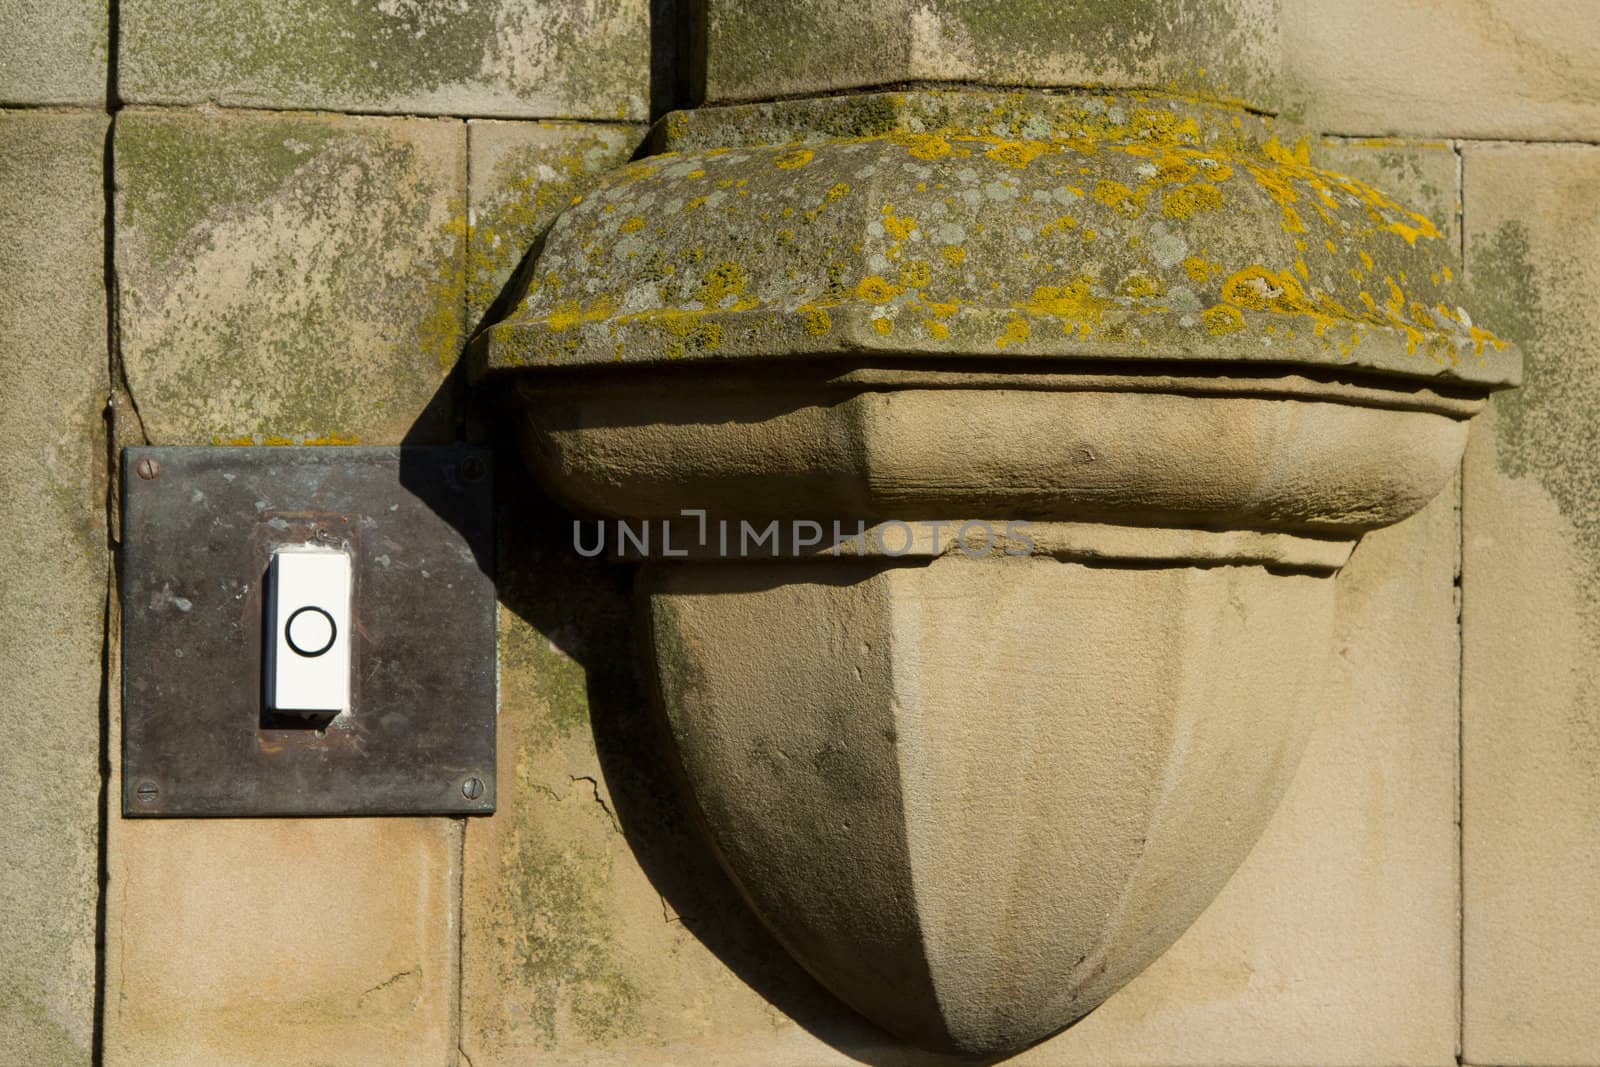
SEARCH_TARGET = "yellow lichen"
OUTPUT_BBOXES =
[1022,279,1107,335]
[697,261,749,307]
[1093,179,1143,218]
[546,299,583,330]
[1188,155,1233,182]
[996,316,1031,348]
[803,182,852,222]
[856,275,905,302]
[1202,305,1246,335]
[1220,266,1285,312]
[1151,154,1197,184]
[872,317,894,336]
[1119,272,1164,299]
[881,205,917,242]
[899,260,932,288]
[213,432,359,446]
[1162,182,1223,220]
[986,140,1046,168]
[510,93,1484,372]
[903,133,953,160]
[800,304,832,336]
[1468,323,1506,357]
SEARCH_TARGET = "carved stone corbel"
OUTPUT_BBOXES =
[472,90,1518,1057]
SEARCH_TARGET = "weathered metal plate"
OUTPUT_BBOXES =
[121,446,496,816]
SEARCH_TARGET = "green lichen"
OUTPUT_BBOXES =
[117,113,341,271]
[501,814,641,1048]
[1469,222,1543,482]
[116,112,465,444]
[0,992,85,1065]
[500,614,593,750]
[1468,216,1600,697]
[121,0,647,117]
[646,598,704,720]
[468,125,645,326]
[477,89,1516,390]
[1470,220,1600,598]
[941,0,1275,106]
[706,0,1278,111]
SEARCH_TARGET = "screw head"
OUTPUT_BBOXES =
[135,457,160,480]
[135,781,159,803]
[461,456,487,483]
[461,776,484,800]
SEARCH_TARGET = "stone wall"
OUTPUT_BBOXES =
[0,1,1596,1064]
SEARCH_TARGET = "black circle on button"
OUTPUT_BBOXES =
[284,606,338,658]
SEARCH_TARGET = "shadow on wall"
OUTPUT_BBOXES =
[392,221,1003,1065]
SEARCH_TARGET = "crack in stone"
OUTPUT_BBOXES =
[568,774,622,834]
[357,966,419,1005]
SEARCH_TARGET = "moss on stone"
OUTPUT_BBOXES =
[115,110,466,445]
[468,122,645,326]
[117,112,341,272]
[1469,222,1543,479]
[940,0,1276,106]
[120,0,648,118]
[1468,218,1600,579]
[477,89,1517,390]
[499,609,594,750]
[1468,205,1600,631]
[705,0,1279,112]
[501,811,642,1048]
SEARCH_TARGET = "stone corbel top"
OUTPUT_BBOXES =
[472,89,1519,392]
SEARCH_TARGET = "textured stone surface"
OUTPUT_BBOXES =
[481,92,1515,389]
[1313,137,1459,251]
[103,819,457,1066]
[105,108,477,1067]
[704,0,1281,112]
[651,553,1333,1055]
[459,481,856,1064]
[1030,487,1461,1066]
[120,0,648,119]
[115,109,467,446]
[0,0,106,104]
[1285,0,1600,140]
[1461,143,1600,1066]
[468,119,643,327]
[463,109,1493,1059]
[0,108,107,1067]
[459,119,1486,1058]
[458,448,1462,1066]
